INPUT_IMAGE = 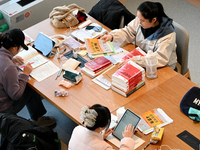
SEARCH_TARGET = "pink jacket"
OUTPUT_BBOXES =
[68,125,135,150]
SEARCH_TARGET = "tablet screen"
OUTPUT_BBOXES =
[112,109,141,140]
[33,32,55,57]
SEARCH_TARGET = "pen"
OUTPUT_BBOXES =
[20,62,34,68]
[55,69,63,80]
[142,141,151,150]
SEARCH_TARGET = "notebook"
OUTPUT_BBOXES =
[112,109,141,140]
[32,32,55,57]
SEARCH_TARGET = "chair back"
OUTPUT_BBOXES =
[173,21,189,75]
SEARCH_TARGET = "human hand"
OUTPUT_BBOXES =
[118,59,131,68]
[122,124,134,138]
[100,35,113,43]
[102,127,114,139]
[23,62,33,75]
[12,56,24,65]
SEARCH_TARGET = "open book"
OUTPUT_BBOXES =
[71,23,108,42]
[16,46,48,69]
[16,46,59,82]
[137,108,173,135]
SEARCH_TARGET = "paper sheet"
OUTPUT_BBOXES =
[30,61,60,82]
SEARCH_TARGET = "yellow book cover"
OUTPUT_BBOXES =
[141,109,164,128]
[85,39,115,55]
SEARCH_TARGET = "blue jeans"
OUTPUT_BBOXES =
[1,85,46,120]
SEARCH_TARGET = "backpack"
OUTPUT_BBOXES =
[180,86,200,122]
[0,113,61,150]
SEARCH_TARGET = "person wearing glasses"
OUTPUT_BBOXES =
[101,1,177,70]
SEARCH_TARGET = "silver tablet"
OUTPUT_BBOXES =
[112,109,141,140]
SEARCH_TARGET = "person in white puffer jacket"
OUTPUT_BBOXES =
[68,104,135,150]
[101,1,177,70]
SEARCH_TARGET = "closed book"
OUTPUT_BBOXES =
[112,75,145,92]
[85,56,112,72]
[111,80,145,97]
[121,48,146,61]
[112,61,144,84]
[81,64,114,78]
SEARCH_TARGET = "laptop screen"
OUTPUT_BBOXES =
[112,109,141,140]
[33,32,55,57]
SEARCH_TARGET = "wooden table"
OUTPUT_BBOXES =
[24,16,199,150]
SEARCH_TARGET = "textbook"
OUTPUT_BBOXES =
[63,36,81,50]
[137,108,173,135]
[120,48,146,62]
[111,80,145,97]
[16,46,59,82]
[112,61,145,91]
[85,38,115,56]
[71,23,108,42]
[81,64,114,78]
[16,46,48,69]
[85,56,112,72]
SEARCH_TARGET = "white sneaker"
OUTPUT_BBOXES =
[31,116,56,127]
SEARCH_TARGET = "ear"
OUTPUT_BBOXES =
[152,17,157,23]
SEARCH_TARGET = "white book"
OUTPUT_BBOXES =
[71,23,108,42]
[30,61,60,82]
[16,46,48,69]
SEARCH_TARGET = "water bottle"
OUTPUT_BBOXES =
[145,50,158,78]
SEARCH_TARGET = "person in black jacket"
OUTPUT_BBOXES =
[89,0,135,30]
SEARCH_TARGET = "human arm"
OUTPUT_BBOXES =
[3,65,29,100]
[119,124,135,150]
[23,62,33,76]
[12,56,24,65]
[132,32,177,69]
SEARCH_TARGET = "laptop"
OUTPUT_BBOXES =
[112,109,141,140]
[32,32,55,57]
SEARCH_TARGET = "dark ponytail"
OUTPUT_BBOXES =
[0,32,20,49]
[137,1,169,23]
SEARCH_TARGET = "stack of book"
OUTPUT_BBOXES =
[111,60,145,97]
[81,56,113,78]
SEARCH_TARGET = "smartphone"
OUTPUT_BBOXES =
[85,25,95,30]
[93,26,102,32]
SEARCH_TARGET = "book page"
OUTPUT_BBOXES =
[17,46,48,69]
[71,23,108,42]
[17,46,38,62]
[30,61,60,82]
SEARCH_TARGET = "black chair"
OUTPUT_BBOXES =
[89,0,135,30]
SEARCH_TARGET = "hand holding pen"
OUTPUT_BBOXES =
[23,62,34,76]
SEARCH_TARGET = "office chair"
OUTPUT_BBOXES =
[173,21,191,80]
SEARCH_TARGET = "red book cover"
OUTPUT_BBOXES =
[85,56,111,71]
[121,48,145,61]
[113,63,142,82]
